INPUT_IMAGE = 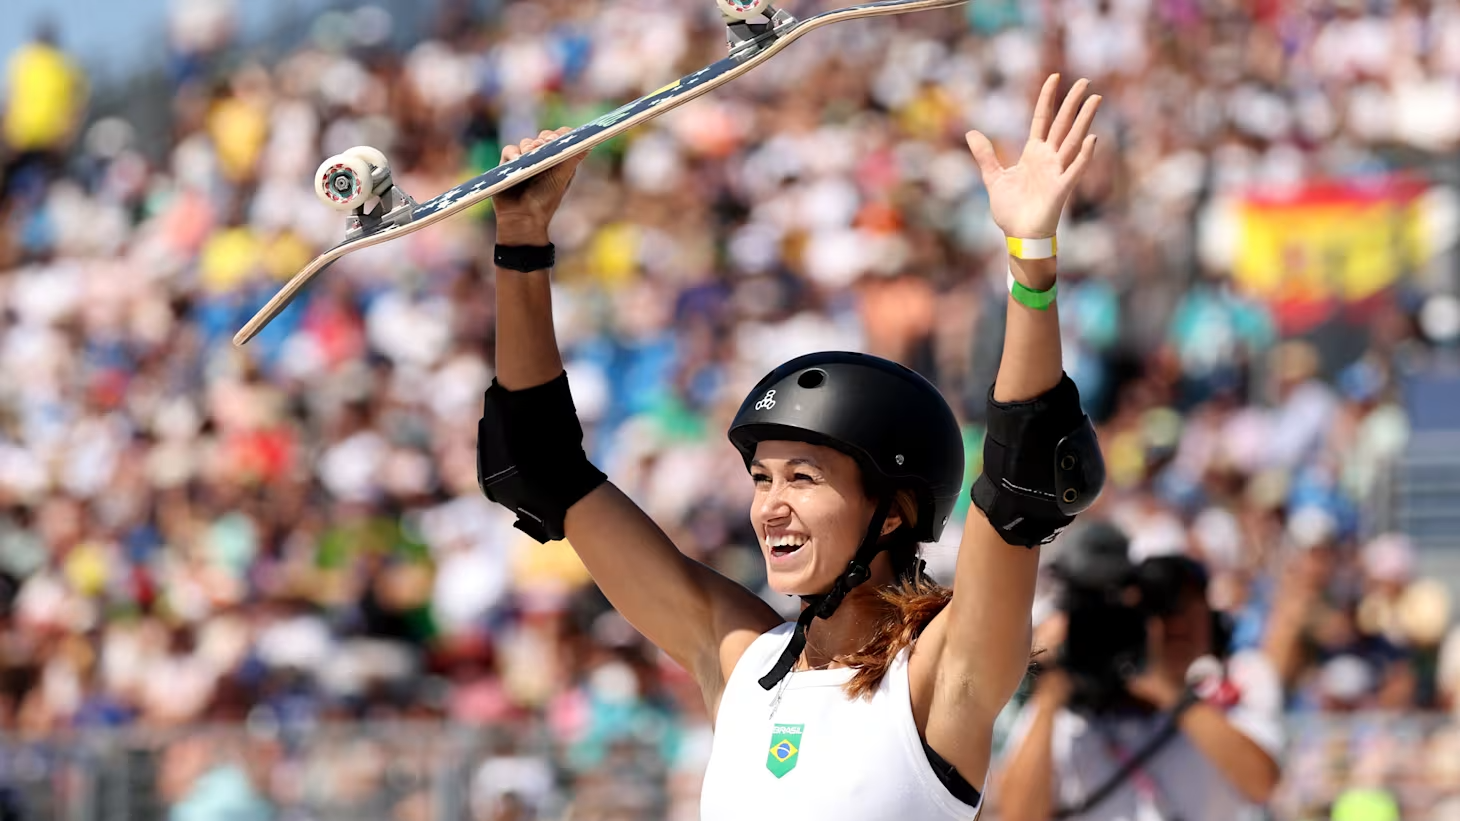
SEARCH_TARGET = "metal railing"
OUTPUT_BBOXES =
[3,712,1458,820]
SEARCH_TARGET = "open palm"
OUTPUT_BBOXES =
[966,75,1102,241]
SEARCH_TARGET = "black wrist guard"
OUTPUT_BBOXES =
[494,243,555,273]
[971,373,1105,548]
[476,371,607,543]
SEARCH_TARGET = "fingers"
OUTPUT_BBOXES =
[1029,73,1060,143]
[503,127,572,165]
[1047,77,1091,149]
[500,127,587,190]
[513,132,558,158]
[1060,134,1098,186]
[1058,94,1103,168]
[512,128,577,157]
[964,130,1002,181]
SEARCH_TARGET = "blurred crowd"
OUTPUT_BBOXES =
[2,0,1460,818]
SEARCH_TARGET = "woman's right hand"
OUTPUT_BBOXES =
[493,127,587,245]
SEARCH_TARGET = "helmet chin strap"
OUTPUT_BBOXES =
[759,496,913,691]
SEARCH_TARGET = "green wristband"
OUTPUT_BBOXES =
[1007,269,1058,311]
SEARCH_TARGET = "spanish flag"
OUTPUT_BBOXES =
[1233,176,1430,335]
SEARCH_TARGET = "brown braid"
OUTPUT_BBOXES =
[839,488,955,700]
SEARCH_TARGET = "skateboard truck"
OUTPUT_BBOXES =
[721,0,799,60]
[313,146,420,241]
[344,166,419,241]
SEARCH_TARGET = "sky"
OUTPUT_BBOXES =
[0,0,331,79]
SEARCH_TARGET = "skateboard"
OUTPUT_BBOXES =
[232,0,970,347]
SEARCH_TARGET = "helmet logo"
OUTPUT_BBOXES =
[754,389,777,411]
[895,454,905,466]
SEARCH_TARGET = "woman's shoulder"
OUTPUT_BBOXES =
[746,620,796,658]
[719,618,795,665]
[716,619,796,697]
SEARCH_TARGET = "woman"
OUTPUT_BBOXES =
[477,73,1105,819]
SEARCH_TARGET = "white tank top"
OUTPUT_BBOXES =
[698,622,985,821]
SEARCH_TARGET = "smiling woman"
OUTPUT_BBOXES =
[725,351,968,696]
[738,387,959,704]
[475,72,1107,821]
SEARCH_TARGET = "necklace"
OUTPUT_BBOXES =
[768,666,793,720]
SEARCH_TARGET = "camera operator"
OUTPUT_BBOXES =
[993,523,1283,821]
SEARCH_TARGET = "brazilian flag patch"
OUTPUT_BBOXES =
[766,724,804,778]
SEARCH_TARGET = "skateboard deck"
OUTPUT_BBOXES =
[233,0,969,347]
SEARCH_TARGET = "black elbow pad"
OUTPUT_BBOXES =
[476,371,608,544]
[971,373,1106,548]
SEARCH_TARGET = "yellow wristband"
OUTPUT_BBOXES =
[1006,235,1057,260]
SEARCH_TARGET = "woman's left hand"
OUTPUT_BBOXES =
[965,74,1102,241]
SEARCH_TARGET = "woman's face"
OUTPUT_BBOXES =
[748,440,898,596]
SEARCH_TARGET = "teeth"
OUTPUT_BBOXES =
[767,535,808,548]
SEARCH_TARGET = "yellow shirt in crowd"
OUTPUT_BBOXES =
[4,41,86,152]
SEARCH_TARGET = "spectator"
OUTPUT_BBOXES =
[1,20,87,195]
[993,541,1284,821]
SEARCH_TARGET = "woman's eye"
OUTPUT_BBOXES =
[793,473,815,483]
[751,474,770,484]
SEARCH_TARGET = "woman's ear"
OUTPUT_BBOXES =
[880,509,903,536]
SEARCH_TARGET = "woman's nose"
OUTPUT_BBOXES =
[759,481,790,517]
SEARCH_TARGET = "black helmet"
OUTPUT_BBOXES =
[727,351,968,691]
[727,351,966,543]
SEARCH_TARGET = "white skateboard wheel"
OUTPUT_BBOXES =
[314,153,372,212]
[343,146,391,195]
[717,0,768,20]
[344,145,389,172]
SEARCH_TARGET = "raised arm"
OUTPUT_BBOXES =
[922,75,1106,777]
[482,130,782,711]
